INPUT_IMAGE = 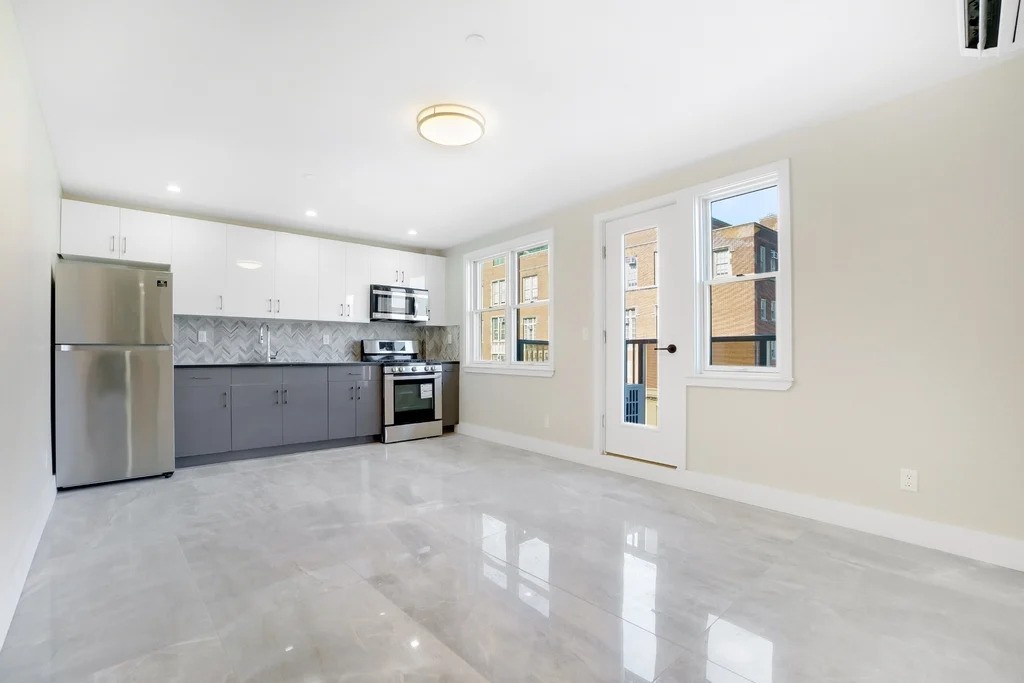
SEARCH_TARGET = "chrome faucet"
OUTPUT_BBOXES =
[258,322,278,363]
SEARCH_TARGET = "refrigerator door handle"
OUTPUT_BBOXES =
[57,344,174,351]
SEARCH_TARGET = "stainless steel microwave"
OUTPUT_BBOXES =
[370,284,429,322]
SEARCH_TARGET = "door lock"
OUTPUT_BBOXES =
[654,344,677,353]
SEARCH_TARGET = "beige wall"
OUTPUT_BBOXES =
[446,57,1024,540]
[0,0,60,644]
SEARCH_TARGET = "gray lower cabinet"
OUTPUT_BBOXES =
[328,381,358,439]
[355,380,382,437]
[282,367,329,445]
[174,385,231,457]
[330,379,382,439]
[230,384,283,450]
[442,364,459,427]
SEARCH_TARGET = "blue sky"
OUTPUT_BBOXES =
[711,186,778,225]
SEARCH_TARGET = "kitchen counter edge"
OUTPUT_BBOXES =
[175,361,460,368]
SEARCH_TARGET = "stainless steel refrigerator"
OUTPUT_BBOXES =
[54,260,175,488]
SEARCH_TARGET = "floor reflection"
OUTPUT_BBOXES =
[623,524,660,682]
[706,614,774,683]
[480,513,551,617]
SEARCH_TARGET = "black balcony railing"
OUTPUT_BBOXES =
[517,339,550,362]
[624,338,657,384]
[710,334,776,367]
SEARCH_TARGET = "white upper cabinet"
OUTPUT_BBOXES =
[273,233,318,321]
[60,199,121,260]
[400,251,427,289]
[60,200,172,264]
[224,225,276,319]
[425,255,447,326]
[171,217,226,316]
[317,238,347,321]
[369,247,402,286]
[346,244,372,323]
[119,209,173,264]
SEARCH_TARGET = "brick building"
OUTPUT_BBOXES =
[478,246,550,361]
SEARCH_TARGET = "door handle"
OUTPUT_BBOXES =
[282,389,288,405]
[654,344,677,353]
[401,270,405,283]
[222,391,228,408]
[274,389,280,404]
[109,235,116,253]
[395,269,399,283]
[218,295,223,310]
[349,385,354,400]
[121,236,127,254]
[275,299,281,313]
[267,298,273,313]
[338,304,343,317]
[347,303,351,316]
[356,385,361,400]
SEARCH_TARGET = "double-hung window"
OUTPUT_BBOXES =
[692,160,792,390]
[465,230,553,376]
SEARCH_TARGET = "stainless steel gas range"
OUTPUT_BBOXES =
[361,340,443,443]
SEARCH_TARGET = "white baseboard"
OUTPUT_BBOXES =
[0,476,55,650]
[456,423,1024,573]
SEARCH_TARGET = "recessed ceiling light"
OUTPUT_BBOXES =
[408,230,418,236]
[465,33,486,45]
[417,104,485,146]
[409,639,420,649]
[236,259,263,270]
[305,209,317,218]
[302,173,314,180]
[166,184,181,193]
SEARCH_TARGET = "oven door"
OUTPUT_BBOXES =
[371,286,429,322]
[384,372,442,426]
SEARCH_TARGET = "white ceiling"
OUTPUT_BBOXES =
[11,0,1007,249]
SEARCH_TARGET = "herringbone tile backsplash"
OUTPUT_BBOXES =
[174,316,460,364]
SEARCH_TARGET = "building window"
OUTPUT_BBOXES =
[625,308,637,340]
[465,230,553,376]
[712,248,732,276]
[522,316,537,340]
[521,274,539,302]
[491,317,506,361]
[625,256,638,289]
[490,279,506,307]
[696,160,792,389]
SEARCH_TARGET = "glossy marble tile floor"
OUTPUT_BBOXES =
[2,434,1023,682]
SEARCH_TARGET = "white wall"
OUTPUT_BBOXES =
[447,57,1024,543]
[0,0,60,647]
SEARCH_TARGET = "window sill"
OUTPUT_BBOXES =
[463,364,554,378]
[686,374,793,391]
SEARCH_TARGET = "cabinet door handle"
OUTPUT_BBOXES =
[218,295,223,310]
[267,298,273,313]
[282,389,288,405]
[338,304,343,317]
[275,299,281,313]
[222,391,228,408]
[109,235,116,253]
[349,385,354,400]
[274,389,280,405]
[395,269,399,283]
[121,236,127,254]
[356,385,361,401]
[401,270,405,283]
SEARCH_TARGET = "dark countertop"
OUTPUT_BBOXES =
[175,360,460,368]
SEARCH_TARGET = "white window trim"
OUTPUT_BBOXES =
[690,159,793,391]
[464,229,554,377]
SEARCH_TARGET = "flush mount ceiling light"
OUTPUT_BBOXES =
[166,183,181,193]
[416,104,485,146]
[305,209,317,217]
[235,259,263,270]
[407,229,418,236]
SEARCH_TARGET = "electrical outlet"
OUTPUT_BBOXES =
[322,333,330,345]
[198,330,207,343]
[446,332,452,344]
[900,468,918,492]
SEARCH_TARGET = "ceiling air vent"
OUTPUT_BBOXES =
[958,0,1023,55]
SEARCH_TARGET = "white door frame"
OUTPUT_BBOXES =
[592,190,689,468]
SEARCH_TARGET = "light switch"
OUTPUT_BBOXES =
[322,333,330,345]
[198,330,208,343]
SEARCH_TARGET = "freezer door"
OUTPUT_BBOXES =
[54,260,173,345]
[55,345,175,488]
